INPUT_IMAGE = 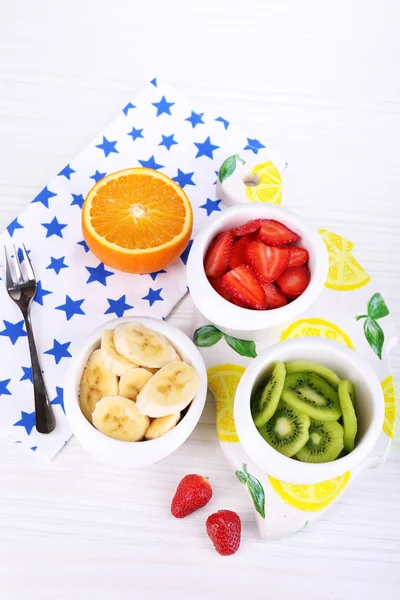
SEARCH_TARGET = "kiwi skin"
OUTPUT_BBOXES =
[296,419,344,463]
[257,401,310,458]
[285,360,340,390]
[282,372,342,421]
[338,380,358,452]
[252,362,286,428]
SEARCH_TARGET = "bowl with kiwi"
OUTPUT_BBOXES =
[234,338,384,484]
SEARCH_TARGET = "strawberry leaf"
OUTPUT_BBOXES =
[367,293,390,320]
[235,470,248,484]
[363,317,384,359]
[193,325,223,347]
[224,335,257,358]
[218,155,237,183]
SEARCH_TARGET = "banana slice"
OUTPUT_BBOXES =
[101,329,137,376]
[113,322,177,368]
[79,349,119,423]
[136,360,200,417]
[92,396,150,442]
[119,367,153,401]
[144,412,181,440]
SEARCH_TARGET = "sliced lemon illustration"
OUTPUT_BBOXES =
[207,364,245,443]
[280,317,355,350]
[245,161,282,205]
[268,472,351,512]
[319,229,371,291]
[381,375,397,439]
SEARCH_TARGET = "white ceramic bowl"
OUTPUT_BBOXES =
[64,316,208,468]
[234,338,384,484]
[187,204,328,341]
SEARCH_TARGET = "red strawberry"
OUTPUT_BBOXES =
[276,266,311,298]
[261,282,288,309]
[222,264,267,310]
[204,231,233,278]
[258,220,299,246]
[208,277,232,302]
[206,510,241,556]
[230,219,263,238]
[245,241,290,283]
[287,246,309,268]
[171,474,212,519]
[229,234,252,270]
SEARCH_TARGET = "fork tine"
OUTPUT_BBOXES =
[3,246,14,288]
[12,244,24,283]
[21,243,35,281]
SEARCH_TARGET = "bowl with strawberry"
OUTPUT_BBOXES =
[187,204,328,341]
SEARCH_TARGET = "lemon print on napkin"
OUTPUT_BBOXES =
[382,375,397,439]
[280,318,355,350]
[207,364,245,443]
[268,472,351,512]
[319,229,371,291]
[245,161,282,205]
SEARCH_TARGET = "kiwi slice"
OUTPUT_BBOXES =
[338,380,358,452]
[282,372,342,421]
[257,401,310,457]
[285,361,340,390]
[296,419,344,463]
[252,362,286,428]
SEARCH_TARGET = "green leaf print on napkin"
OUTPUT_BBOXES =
[225,335,257,358]
[193,325,257,357]
[218,154,245,183]
[355,292,389,360]
[235,464,265,518]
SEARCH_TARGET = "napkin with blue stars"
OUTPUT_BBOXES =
[0,77,286,460]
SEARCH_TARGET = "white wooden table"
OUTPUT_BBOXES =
[0,1,399,598]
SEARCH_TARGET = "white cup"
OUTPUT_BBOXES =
[64,316,208,468]
[187,204,328,341]
[234,338,384,484]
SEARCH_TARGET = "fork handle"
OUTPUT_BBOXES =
[23,311,56,434]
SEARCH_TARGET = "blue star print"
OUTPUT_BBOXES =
[148,270,167,281]
[180,240,193,265]
[142,288,164,307]
[0,320,27,345]
[172,169,195,188]
[138,156,164,170]
[90,170,107,183]
[13,411,36,435]
[56,295,85,321]
[150,77,157,87]
[105,295,134,318]
[6,217,24,238]
[215,116,230,130]
[41,217,67,239]
[185,111,204,128]
[71,194,84,208]
[33,280,52,306]
[122,102,136,115]
[31,446,37,451]
[152,96,175,116]
[127,126,144,141]
[0,379,11,396]
[44,339,72,364]
[77,241,89,253]
[200,198,222,216]
[47,256,68,274]
[32,186,57,208]
[20,367,33,383]
[194,136,220,159]
[58,164,75,179]
[51,387,65,413]
[17,247,30,263]
[244,138,265,154]
[86,263,114,286]
[95,136,119,157]
[159,134,178,150]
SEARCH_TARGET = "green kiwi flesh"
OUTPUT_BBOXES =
[282,372,342,421]
[257,401,310,457]
[252,362,286,427]
[338,380,358,452]
[296,419,344,463]
[285,360,340,390]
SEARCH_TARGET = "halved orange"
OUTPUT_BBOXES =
[82,168,193,273]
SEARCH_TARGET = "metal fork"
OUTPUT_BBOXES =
[3,244,56,434]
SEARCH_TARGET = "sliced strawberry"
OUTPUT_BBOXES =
[230,219,263,238]
[222,265,267,310]
[230,296,248,308]
[208,277,233,302]
[204,231,233,278]
[258,220,300,246]
[261,282,288,309]
[288,246,309,268]
[245,241,290,283]
[229,234,252,270]
[276,266,311,298]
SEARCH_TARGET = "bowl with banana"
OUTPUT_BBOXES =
[64,317,208,468]
[234,337,384,484]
